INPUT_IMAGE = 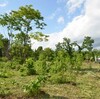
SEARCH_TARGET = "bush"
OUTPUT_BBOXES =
[20,66,27,76]
[49,70,77,84]
[34,60,48,74]
[12,57,24,64]
[0,57,8,62]
[23,75,46,95]
[0,70,11,78]
[21,58,36,76]
[49,72,67,84]
[8,61,20,70]
[0,71,8,78]
[74,53,83,70]
[65,71,77,84]
[23,80,41,95]
[0,87,11,96]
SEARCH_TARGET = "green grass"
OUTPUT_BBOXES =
[0,61,100,99]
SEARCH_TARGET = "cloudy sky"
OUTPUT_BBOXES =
[0,0,100,49]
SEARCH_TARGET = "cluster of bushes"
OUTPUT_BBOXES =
[1,36,100,96]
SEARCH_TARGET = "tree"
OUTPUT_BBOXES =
[82,36,94,51]
[56,42,63,51]
[34,46,43,60]
[0,5,47,45]
[0,5,48,61]
[73,41,83,53]
[2,38,9,57]
[0,34,9,57]
[56,37,75,58]
[9,5,47,45]
[38,47,54,61]
[0,34,3,57]
[0,13,15,45]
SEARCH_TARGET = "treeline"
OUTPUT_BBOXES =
[0,5,100,63]
[0,33,100,63]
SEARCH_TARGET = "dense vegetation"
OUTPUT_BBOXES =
[0,5,100,99]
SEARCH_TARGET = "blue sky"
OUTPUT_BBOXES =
[0,0,100,49]
[0,0,82,33]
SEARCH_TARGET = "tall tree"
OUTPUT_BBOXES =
[0,5,47,46]
[10,5,47,45]
[82,36,94,51]
[34,46,43,60]
[0,5,48,61]
[73,41,83,53]
[0,34,9,57]
[0,13,14,45]
[56,37,75,58]
[0,34,3,57]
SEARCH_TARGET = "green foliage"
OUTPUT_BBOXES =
[10,44,33,63]
[34,60,48,74]
[43,48,54,61]
[0,87,11,96]
[73,41,83,53]
[49,71,76,84]
[82,36,94,51]
[0,69,13,78]
[73,53,83,70]
[24,58,36,75]
[0,34,3,48]
[20,67,27,76]
[23,80,40,95]
[34,46,43,60]
[50,60,67,73]
[65,71,77,83]
[0,57,8,62]
[0,5,47,61]
[49,72,67,84]
[0,71,9,78]
[9,61,20,70]
[30,32,49,42]
[56,37,75,59]
[23,75,46,95]
[0,60,20,70]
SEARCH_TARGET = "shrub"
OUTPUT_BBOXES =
[23,80,40,95]
[24,58,36,75]
[74,53,83,70]
[23,75,46,95]
[0,71,8,78]
[0,69,12,78]
[34,60,47,74]
[7,61,20,70]
[0,57,8,62]
[49,70,77,84]
[0,87,11,96]
[49,72,67,84]
[65,71,77,84]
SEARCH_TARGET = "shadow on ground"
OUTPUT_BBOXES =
[0,91,68,99]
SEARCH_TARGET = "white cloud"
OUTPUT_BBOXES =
[66,0,86,13]
[0,2,7,7]
[57,0,86,13]
[32,0,100,49]
[47,8,61,20]
[57,16,64,24]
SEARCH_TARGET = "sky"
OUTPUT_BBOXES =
[0,0,100,49]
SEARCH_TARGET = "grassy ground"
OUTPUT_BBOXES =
[0,62,100,99]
